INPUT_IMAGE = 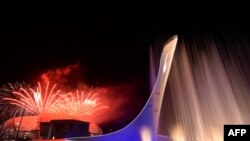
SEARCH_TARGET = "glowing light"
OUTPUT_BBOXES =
[163,62,167,74]
[140,127,152,141]
[163,54,169,74]
[171,125,185,141]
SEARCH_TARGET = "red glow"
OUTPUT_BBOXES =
[4,82,63,115]
[3,82,108,121]
[2,63,140,130]
[48,89,108,117]
[41,63,79,85]
[3,115,102,134]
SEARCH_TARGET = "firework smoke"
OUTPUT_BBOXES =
[38,63,144,126]
[41,63,82,89]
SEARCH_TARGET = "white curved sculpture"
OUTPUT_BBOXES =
[66,35,178,141]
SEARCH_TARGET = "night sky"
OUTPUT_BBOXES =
[1,1,249,85]
[1,1,250,132]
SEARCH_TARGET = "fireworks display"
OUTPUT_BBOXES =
[0,82,32,122]
[52,89,108,116]
[0,81,108,122]
[3,82,63,115]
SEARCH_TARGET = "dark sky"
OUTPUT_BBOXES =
[1,1,249,84]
